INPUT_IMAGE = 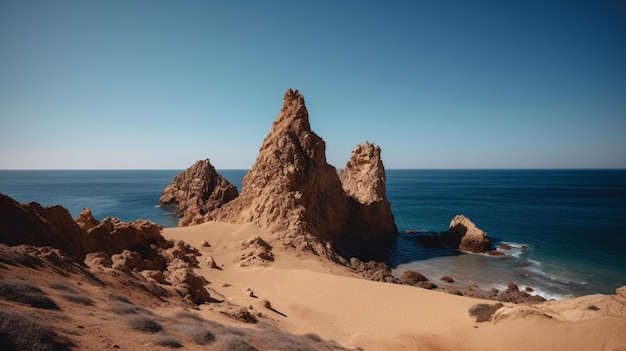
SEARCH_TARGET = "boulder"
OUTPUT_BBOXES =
[399,270,428,285]
[159,159,239,227]
[208,89,396,259]
[441,215,491,253]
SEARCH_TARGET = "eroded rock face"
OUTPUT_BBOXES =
[208,89,397,258]
[0,193,93,260]
[160,159,239,227]
[441,215,491,253]
[339,141,396,242]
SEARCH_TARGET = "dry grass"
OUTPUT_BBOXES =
[59,292,93,306]
[0,278,59,310]
[217,334,259,351]
[171,323,215,345]
[123,314,164,333]
[0,307,73,351]
[152,332,183,348]
[110,301,150,315]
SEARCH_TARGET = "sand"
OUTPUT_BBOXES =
[163,221,626,351]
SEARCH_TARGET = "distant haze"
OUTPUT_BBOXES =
[1,1,624,169]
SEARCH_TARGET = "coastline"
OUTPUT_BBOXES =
[162,221,626,350]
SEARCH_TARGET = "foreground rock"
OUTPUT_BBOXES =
[160,159,239,227]
[0,193,210,304]
[207,89,396,259]
[441,215,491,253]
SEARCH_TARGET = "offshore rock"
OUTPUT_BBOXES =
[209,89,397,259]
[160,159,239,227]
[441,215,491,253]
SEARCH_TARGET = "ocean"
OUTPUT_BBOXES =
[1,169,624,300]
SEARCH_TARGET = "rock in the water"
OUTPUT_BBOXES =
[159,159,239,227]
[441,215,491,253]
[209,89,396,258]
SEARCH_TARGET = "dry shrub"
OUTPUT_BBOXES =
[171,323,215,345]
[469,303,504,322]
[0,307,73,351]
[59,292,93,306]
[259,331,316,351]
[217,334,259,351]
[123,314,163,333]
[152,332,183,348]
[0,278,59,310]
[302,333,322,342]
[108,293,131,304]
[174,309,206,322]
[110,301,150,315]
[49,282,77,293]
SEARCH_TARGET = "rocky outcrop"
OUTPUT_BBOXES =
[208,89,396,258]
[76,208,99,230]
[160,159,239,227]
[0,193,93,260]
[338,142,397,241]
[441,215,491,253]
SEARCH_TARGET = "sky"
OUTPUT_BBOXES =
[1,0,625,169]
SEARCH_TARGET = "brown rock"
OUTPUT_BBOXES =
[204,256,219,269]
[497,244,512,250]
[168,268,210,304]
[441,215,491,253]
[0,194,92,260]
[159,159,239,227]
[84,252,113,268]
[76,208,100,230]
[399,270,428,285]
[525,286,534,293]
[238,236,274,266]
[441,276,455,283]
[507,282,520,292]
[208,89,396,258]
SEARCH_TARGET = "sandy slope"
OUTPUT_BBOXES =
[163,221,626,351]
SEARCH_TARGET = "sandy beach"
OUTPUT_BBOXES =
[163,221,626,351]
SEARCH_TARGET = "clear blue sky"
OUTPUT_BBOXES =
[1,0,625,169]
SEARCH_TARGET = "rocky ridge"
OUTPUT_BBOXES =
[0,193,210,304]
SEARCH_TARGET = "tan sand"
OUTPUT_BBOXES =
[163,221,626,351]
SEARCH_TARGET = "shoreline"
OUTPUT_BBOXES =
[162,221,626,350]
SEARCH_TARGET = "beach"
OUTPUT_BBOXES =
[162,221,626,350]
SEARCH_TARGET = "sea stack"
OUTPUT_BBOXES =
[441,214,491,253]
[209,88,397,258]
[160,159,239,227]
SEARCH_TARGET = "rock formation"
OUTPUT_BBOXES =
[207,89,397,258]
[441,215,491,253]
[0,193,93,260]
[160,159,239,227]
[0,193,211,304]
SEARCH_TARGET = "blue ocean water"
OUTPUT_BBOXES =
[1,169,624,299]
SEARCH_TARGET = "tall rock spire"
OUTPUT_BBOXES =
[209,89,397,258]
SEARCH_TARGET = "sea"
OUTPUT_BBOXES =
[1,169,625,300]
